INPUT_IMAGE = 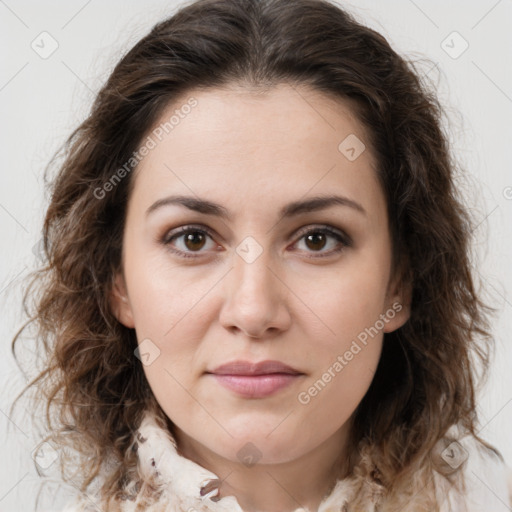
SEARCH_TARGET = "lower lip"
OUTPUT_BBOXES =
[210,373,302,398]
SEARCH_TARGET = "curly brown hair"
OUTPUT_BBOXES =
[11,0,501,509]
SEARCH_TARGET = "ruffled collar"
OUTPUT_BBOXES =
[124,409,386,512]
[67,408,512,512]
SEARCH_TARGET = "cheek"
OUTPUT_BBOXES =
[294,266,387,418]
[123,256,218,400]
[294,260,389,352]
[296,334,382,437]
[292,256,388,410]
[126,249,217,338]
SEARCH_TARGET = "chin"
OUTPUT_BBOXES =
[208,430,307,466]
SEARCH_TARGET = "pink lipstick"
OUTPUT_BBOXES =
[207,360,304,399]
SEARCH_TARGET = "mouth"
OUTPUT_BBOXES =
[206,360,304,399]
[210,359,302,376]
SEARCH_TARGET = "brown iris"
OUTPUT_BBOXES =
[184,231,207,251]
[304,232,327,251]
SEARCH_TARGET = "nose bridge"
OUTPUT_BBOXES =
[232,239,276,303]
[219,237,289,337]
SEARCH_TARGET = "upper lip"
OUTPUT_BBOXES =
[208,360,303,376]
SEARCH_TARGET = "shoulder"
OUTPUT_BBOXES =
[437,426,512,512]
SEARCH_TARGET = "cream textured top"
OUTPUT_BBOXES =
[63,409,512,512]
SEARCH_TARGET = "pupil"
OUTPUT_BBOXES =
[306,232,326,251]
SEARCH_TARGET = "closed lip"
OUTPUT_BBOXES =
[207,360,303,376]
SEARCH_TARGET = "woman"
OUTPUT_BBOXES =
[11,0,512,510]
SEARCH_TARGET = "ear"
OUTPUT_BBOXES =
[382,263,412,333]
[109,272,135,328]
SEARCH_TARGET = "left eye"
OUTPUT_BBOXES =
[291,227,350,257]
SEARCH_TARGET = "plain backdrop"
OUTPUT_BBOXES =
[1,1,511,510]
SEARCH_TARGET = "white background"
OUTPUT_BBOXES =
[1,1,511,510]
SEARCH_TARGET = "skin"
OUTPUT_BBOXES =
[110,82,411,512]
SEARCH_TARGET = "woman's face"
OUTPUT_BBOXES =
[111,83,410,467]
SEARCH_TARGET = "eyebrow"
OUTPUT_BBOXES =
[145,194,366,220]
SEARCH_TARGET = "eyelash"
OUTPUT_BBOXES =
[160,224,352,260]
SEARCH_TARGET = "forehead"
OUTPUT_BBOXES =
[130,83,383,220]
[149,83,371,158]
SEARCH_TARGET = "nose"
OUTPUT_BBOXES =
[218,246,291,339]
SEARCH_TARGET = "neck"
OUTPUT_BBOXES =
[173,426,351,512]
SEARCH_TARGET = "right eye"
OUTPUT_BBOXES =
[161,225,222,259]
